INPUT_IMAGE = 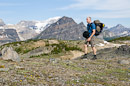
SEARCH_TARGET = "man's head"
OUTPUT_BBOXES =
[86,17,91,24]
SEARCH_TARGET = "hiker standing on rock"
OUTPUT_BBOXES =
[82,17,97,60]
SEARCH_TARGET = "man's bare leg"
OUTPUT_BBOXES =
[81,44,88,59]
[92,46,97,60]
[84,44,88,54]
[92,47,96,55]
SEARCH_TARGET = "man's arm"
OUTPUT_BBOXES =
[90,29,96,39]
[87,23,96,41]
[87,29,95,41]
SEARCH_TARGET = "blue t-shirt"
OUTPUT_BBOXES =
[87,23,96,37]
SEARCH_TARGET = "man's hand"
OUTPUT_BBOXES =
[87,29,95,42]
[87,37,91,41]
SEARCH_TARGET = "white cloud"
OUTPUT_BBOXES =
[61,0,130,10]
[60,0,130,18]
[89,10,130,18]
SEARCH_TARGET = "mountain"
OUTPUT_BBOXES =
[3,24,38,41]
[17,20,37,27]
[35,17,61,33]
[97,24,130,40]
[0,19,20,45]
[36,16,86,40]
[108,24,130,37]
[0,17,61,41]
[17,17,61,34]
[0,19,5,26]
[12,17,61,40]
[97,30,116,39]
[0,17,130,42]
[0,29,20,45]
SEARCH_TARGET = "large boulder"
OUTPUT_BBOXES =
[24,47,53,58]
[118,60,129,65]
[116,45,130,55]
[1,47,21,62]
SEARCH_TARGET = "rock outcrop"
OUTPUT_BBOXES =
[1,47,21,62]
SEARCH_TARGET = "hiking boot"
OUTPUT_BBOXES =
[81,54,87,59]
[91,55,97,60]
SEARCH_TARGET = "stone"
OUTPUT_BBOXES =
[24,47,52,58]
[116,45,130,55]
[49,58,58,64]
[118,60,129,65]
[1,47,21,62]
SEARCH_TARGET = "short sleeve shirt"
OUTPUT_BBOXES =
[87,23,96,37]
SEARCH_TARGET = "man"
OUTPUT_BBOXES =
[82,17,97,60]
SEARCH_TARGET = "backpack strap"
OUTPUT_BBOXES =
[89,22,95,30]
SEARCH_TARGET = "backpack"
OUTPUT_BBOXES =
[83,20,105,38]
[92,20,105,36]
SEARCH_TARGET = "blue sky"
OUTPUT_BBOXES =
[0,0,130,28]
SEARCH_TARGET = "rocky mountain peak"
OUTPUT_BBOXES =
[0,19,5,26]
[79,22,84,25]
[57,16,77,25]
[115,24,125,28]
[36,16,86,40]
[17,20,37,27]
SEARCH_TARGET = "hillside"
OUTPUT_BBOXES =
[0,38,129,86]
[108,36,130,45]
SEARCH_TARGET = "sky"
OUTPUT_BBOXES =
[0,0,130,28]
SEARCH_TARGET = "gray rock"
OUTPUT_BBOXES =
[1,47,21,62]
[116,45,130,55]
[49,58,58,64]
[23,46,52,58]
[118,60,129,65]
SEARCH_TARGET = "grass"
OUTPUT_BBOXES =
[0,39,130,86]
[57,61,86,71]
[78,74,111,86]
[29,41,82,58]
[0,39,82,56]
[29,53,50,58]
[108,36,130,42]
[50,42,82,54]
[16,70,33,75]
[0,39,46,54]
[104,68,130,81]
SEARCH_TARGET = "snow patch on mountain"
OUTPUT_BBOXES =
[35,16,61,33]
